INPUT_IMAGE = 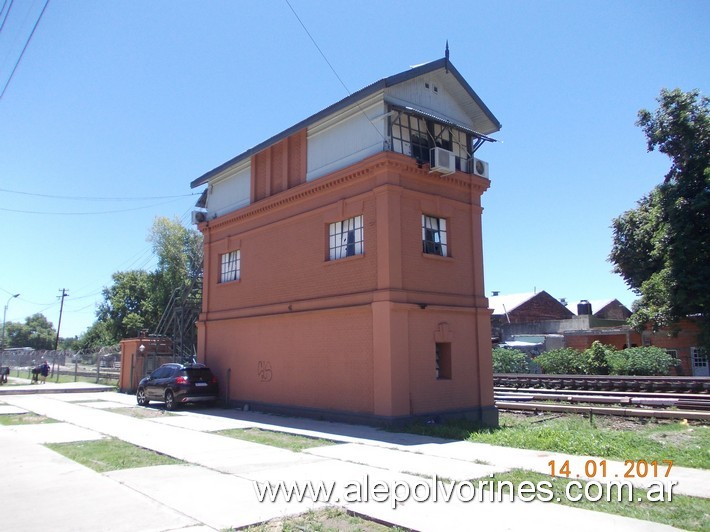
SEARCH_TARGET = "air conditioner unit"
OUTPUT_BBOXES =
[191,211,206,224]
[471,157,489,179]
[430,147,456,175]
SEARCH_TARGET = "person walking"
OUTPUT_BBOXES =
[40,360,50,384]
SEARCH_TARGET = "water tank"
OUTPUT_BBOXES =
[577,300,593,315]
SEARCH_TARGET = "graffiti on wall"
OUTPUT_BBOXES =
[257,361,272,382]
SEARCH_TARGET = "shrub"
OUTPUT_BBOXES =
[582,341,613,375]
[492,347,529,373]
[605,346,678,376]
[534,348,585,374]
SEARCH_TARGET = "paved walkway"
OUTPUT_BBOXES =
[1,385,706,531]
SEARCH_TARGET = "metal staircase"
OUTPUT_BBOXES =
[154,274,203,363]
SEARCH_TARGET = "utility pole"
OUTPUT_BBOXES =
[54,288,68,351]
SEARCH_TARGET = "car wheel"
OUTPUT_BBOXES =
[136,388,149,406]
[164,390,176,411]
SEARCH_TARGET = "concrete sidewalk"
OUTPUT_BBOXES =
[2,389,704,531]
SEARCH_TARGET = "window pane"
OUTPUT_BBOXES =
[422,215,448,257]
[220,250,240,283]
[329,215,363,261]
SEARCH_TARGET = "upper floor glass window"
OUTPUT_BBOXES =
[389,108,471,168]
[220,250,240,283]
[329,215,363,260]
[422,215,448,257]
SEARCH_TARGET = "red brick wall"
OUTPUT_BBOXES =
[203,307,375,413]
[643,319,701,376]
[564,333,638,352]
[252,129,307,202]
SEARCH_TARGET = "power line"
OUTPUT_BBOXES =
[0,187,200,202]
[283,0,385,143]
[284,0,352,97]
[0,0,13,33]
[0,197,187,215]
[0,0,50,100]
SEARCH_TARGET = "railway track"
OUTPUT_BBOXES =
[494,373,710,393]
[493,374,710,421]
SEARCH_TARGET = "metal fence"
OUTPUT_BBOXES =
[0,346,121,385]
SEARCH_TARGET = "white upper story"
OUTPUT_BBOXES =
[191,57,501,221]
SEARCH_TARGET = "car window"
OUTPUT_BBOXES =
[185,368,214,381]
[151,367,170,379]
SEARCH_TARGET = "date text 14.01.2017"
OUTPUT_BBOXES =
[548,459,673,479]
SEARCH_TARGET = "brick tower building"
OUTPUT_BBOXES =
[191,56,501,425]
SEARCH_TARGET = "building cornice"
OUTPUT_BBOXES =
[203,152,489,231]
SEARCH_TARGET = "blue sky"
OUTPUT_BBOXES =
[1,0,708,338]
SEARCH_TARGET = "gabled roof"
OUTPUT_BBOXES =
[565,299,631,317]
[190,57,501,189]
[489,292,538,316]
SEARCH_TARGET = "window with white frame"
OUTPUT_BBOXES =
[389,108,471,170]
[329,215,363,260]
[665,349,678,359]
[422,215,448,256]
[691,347,708,369]
[219,250,240,283]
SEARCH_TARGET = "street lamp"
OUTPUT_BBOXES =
[1,293,20,367]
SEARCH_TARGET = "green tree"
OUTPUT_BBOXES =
[610,89,710,346]
[5,313,56,349]
[97,270,154,340]
[85,216,203,346]
[492,347,530,373]
[147,216,203,328]
[59,336,80,351]
[76,321,117,351]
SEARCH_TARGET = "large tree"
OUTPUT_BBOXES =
[610,88,710,345]
[88,216,203,344]
[5,313,57,349]
[147,216,203,323]
[97,270,154,340]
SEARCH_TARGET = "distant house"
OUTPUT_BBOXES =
[491,292,708,376]
[489,291,573,341]
[565,318,708,377]
[565,299,632,321]
[190,56,501,425]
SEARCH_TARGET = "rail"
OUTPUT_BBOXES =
[494,374,710,394]
[493,374,710,420]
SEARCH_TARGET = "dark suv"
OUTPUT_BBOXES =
[136,363,218,410]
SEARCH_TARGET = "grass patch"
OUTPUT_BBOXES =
[404,413,710,469]
[237,506,400,531]
[217,428,338,452]
[0,413,57,425]
[51,374,118,386]
[11,371,117,386]
[481,469,710,531]
[46,438,182,472]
